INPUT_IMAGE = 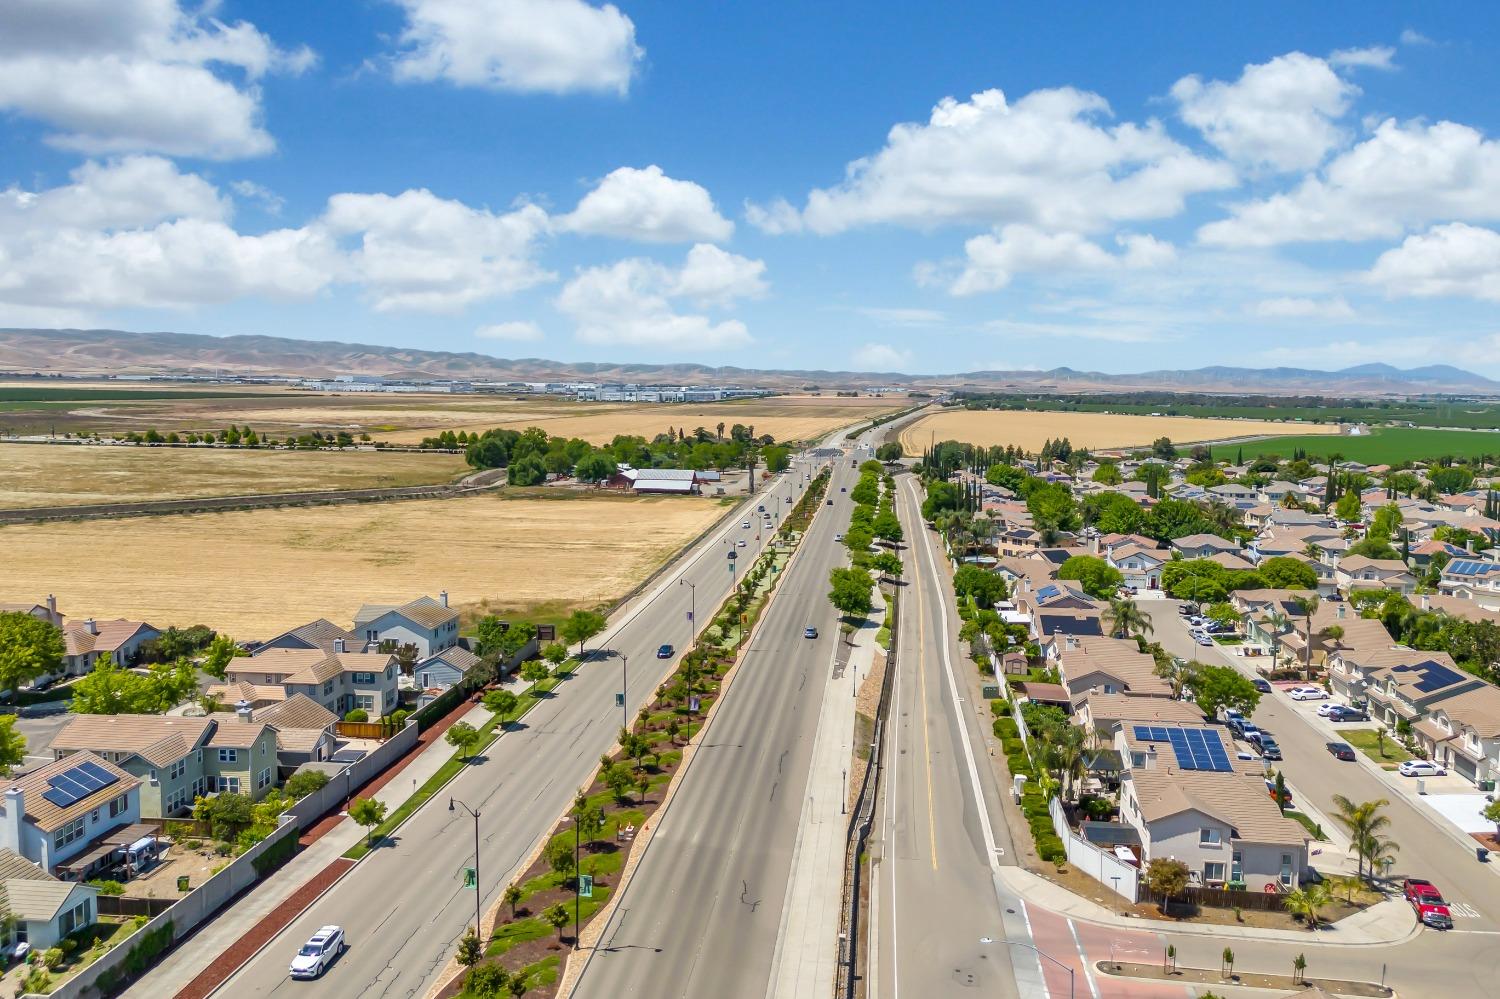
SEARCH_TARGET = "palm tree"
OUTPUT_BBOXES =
[716,421,725,442]
[1283,883,1331,929]
[1326,873,1362,904]
[1290,594,1321,680]
[1331,795,1394,880]
[1048,725,1089,802]
[1360,831,1401,882]
[1105,598,1154,641]
[1302,542,1324,561]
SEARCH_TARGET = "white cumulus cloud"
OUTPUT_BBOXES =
[389,0,642,95]
[0,0,312,160]
[1251,296,1356,319]
[749,87,1233,235]
[947,225,1176,295]
[562,165,733,243]
[1366,223,1500,302]
[1328,46,1396,70]
[556,245,765,350]
[1171,52,1357,171]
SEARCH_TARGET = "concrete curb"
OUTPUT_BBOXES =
[554,473,834,999]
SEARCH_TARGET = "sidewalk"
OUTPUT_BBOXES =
[124,697,497,999]
[765,587,886,999]
[997,866,1418,946]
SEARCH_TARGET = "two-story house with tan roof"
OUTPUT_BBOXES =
[353,594,460,658]
[51,712,281,817]
[221,645,399,719]
[1362,653,1483,731]
[0,848,101,951]
[1058,636,1171,706]
[1105,543,1167,592]
[1115,724,1308,891]
[1333,556,1415,596]
[0,753,140,877]
[1413,684,1500,786]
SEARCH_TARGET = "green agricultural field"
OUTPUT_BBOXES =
[956,393,1500,429]
[1213,428,1500,464]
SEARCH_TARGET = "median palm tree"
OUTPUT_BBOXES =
[1290,594,1321,680]
[1331,795,1394,880]
[1105,598,1153,641]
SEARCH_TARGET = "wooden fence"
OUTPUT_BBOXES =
[335,719,402,740]
[1179,884,1287,912]
[98,895,176,918]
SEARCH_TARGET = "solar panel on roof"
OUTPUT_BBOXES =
[1411,661,1463,693]
[51,773,91,798]
[41,788,75,808]
[76,761,117,787]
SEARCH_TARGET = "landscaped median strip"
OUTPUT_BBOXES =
[429,469,833,998]
[343,662,580,861]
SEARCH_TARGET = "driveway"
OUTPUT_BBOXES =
[12,709,73,768]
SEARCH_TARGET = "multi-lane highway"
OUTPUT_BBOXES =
[569,441,865,998]
[201,449,833,999]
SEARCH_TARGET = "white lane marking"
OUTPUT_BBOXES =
[1451,902,1482,918]
[1066,919,1102,999]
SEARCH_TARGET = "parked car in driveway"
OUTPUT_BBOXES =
[1326,741,1356,761]
[290,926,345,980]
[1327,705,1369,722]
[1289,686,1328,701]
[1316,702,1340,717]
[1252,678,1273,693]
[1399,759,1447,777]
[1404,878,1454,929]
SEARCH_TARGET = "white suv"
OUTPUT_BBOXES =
[290,925,345,980]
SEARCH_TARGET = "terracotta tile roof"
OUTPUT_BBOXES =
[61,619,155,658]
[2,753,138,832]
[52,715,212,768]
[1128,767,1307,845]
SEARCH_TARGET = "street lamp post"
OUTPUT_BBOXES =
[573,813,581,949]
[619,653,629,732]
[1000,940,1074,999]
[680,578,696,651]
[449,798,482,940]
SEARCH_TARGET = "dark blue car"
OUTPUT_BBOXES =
[656,644,673,659]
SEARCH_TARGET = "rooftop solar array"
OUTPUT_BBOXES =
[1397,659,1465,693]
[1446,559,1500,577]
[1131,725,1233,772]
[40,761,120,809]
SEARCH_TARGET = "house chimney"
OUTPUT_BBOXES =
[1337,604,1345,619]
[234,699,253,723]
[440,590,449,608]
[333,637,346,654]
[84,618,97,635]
[1,788,23,854]
[46,594,57,624]
[1467,539,1475,553]
[1146,743,1158,768]
[1421,593,1430,611]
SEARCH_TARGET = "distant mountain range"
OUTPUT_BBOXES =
[1,328,1495,396]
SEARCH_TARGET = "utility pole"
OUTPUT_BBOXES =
[680,578,696,651]
[620,653,629,732]
[449,798,482,940]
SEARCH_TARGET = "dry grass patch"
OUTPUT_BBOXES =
[900,410,1340,454]
[0,444,468,508]
[0,494,723,637]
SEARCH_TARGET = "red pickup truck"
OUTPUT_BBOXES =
[1403,878,1454,930]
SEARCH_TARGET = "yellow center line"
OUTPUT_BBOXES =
[907,487,939,871]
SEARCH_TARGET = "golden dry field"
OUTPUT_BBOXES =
[899,409,1340,454]
[0,494,724,636]
[0,444,469,508]
[8,385,904,445]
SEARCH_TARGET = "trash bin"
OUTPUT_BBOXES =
[1479,847,1490,863]
[1482,779,1496,792]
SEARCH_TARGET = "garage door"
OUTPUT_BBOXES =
[1453,753,1479,782]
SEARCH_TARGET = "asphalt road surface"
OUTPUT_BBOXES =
[569,445,866,999]
[866,475,1023,999]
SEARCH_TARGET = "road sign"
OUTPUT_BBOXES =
[579,874,594,899]
[463,867,477,890]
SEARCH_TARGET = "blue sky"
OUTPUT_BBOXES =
[3,1,1499,375]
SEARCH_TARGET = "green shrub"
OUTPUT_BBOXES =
[996,717,1020,739]
[86,879,126,896]
[343,708,369,723]
[991,699,1012,716]
[1036,835,1067,862]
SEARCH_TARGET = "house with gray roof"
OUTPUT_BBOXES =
[0,753,140,878]
[255,618,359,655]
[353,594,460,658]
[0,847,99,951]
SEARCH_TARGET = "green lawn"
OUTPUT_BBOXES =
[1284,809,1326,841]
[1340,728,1413,769]
[1212,427,1500,464]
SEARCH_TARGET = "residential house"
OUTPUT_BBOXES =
[233,695,338,777]
[51,713,280,816]
[353,595,459,658]
[0,596,61,626]
[1274,601,1394,673]
[1208,483,1257,504]
[1413,684,1500,786]
[1407,540,1470,572]
[1170,534,1241,560]
[414,645,483,705]
[1116,725,1307,891]
[1440,558,1500,609]
[223,647,400,719]
[1058,637,1172,704]
[1334,556,1415,596]
[0,848,99,951]
[0,753,140,877]
[1078,693,1205,736]
[254,618,358,655]
[1204,551,1258,572]
[1035,612,1105,661]
[1105,543,1167,592]
[56,617,160,679]
[1361,653,1481,730]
